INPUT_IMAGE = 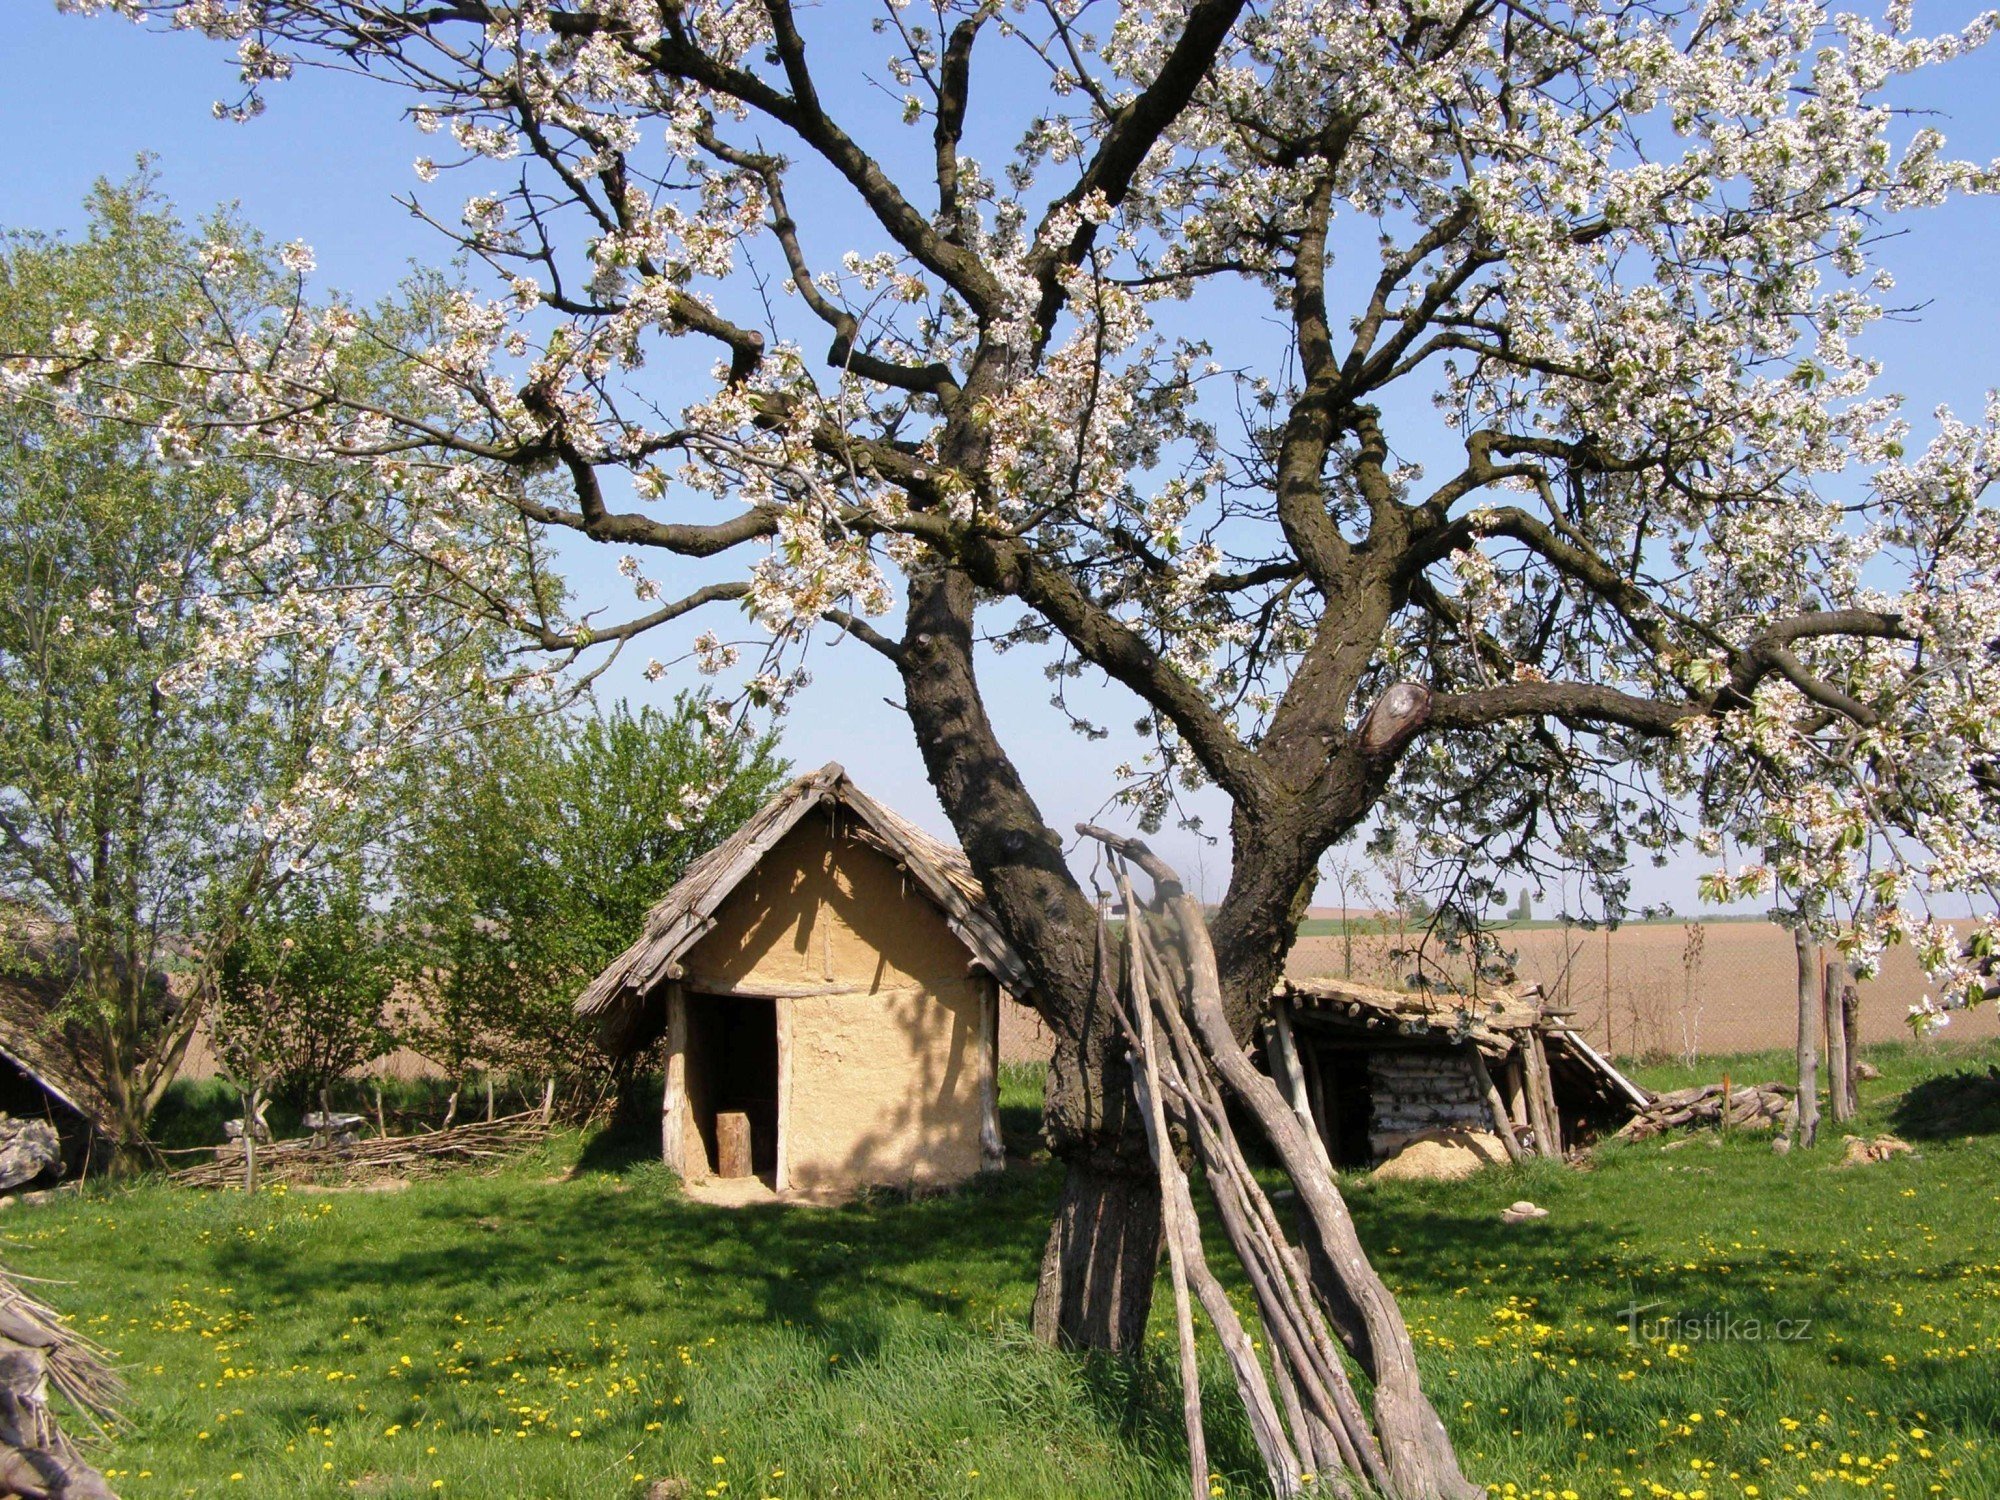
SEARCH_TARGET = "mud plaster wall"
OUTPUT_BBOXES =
[683,812,993,1191]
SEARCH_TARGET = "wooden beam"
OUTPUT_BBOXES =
[661,983,688,1177]
[677,973,886,999]
[979,978,1004,1172]
[1465,1044,1524,1163]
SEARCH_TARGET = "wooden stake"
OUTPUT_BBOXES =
[1467,1046,1524,1162]
[1117,870,1209,1500]
[661,983,688,1175]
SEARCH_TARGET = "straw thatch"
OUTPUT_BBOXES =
[577,763,1034,1051]
[0,1259,124,1498]
[0,919,120,1162]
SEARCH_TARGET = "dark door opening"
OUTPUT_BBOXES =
[683,996,780,1178]
[1309,1042,1376,1168]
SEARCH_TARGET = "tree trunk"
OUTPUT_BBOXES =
[1823,958,1855,1124]
[1840,980,1862,1116]
[901,564,1162,1352]
[1030,1150,1164,1354]
[1793,928,1820,1148]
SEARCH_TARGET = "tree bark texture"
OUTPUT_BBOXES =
[1823,959,1855,1123]
[901,565,1161,1352]
[1793,929,1821,1148]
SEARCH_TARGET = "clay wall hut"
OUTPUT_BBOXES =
[1267,977,1650,1165]
[576,765,1036,1197]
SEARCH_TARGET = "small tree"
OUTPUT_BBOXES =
[397,695,786,1103]
[214,865,401,1112]
[0,179,543,1154]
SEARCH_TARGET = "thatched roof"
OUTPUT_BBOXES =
[1279,975,1651,1110]
[0,920,119,1142]
[577,763,1034,1048]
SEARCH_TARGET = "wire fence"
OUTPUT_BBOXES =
[1287,918,2000,1061]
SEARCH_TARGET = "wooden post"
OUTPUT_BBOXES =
[1466,1045,1524,1162]
[715,1112,753,1179]
[1268,1003,1335,1180]
[661,982,688,1175]
[1523,1032,1563,1158]
[1840,978,1862,1116]
[774,996,792,1192]
[1824,958,1855,1122]
[1793,928,1821,1148]
[979,980,1004,1172]
[1504,1053,1532,1142]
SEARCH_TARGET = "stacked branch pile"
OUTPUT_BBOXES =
[1615,1081,1796,1140]
[0,1262,122,1498]
[168,1110,550,1190]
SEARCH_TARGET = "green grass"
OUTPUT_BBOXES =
[20,1042,2000,1499]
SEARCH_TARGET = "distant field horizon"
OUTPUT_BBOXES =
[1288,915,2000,1057]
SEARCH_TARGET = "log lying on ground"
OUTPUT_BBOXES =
[168,1111,550,1190]
[0,1261,123,1498]
[1615,1082,1795,1140]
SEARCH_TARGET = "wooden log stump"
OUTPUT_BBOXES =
[715,1112,754,1179]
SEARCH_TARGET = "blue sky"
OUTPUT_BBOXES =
[7,2,1999,917]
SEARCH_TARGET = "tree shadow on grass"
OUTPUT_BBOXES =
[567,1108,666,1177]
[1889,1064,2000,1140]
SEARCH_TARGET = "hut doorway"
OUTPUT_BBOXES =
[1311,1043,1376,1168]
[683,996,780,1179]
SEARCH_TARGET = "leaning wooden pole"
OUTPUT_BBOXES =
[1083,828,1480,1500]
[1116,876,1208,1500]
[1465,1046,1525,1163]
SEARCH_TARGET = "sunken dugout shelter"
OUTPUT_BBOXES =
[1265,977,1650,1165]
[0,918,121,1180]
[576,764,1033,1196]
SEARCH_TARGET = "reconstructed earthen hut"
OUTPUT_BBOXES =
[1266,977,1650,1165]
[576,764,1035,1197]
[0,970,117,1180]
